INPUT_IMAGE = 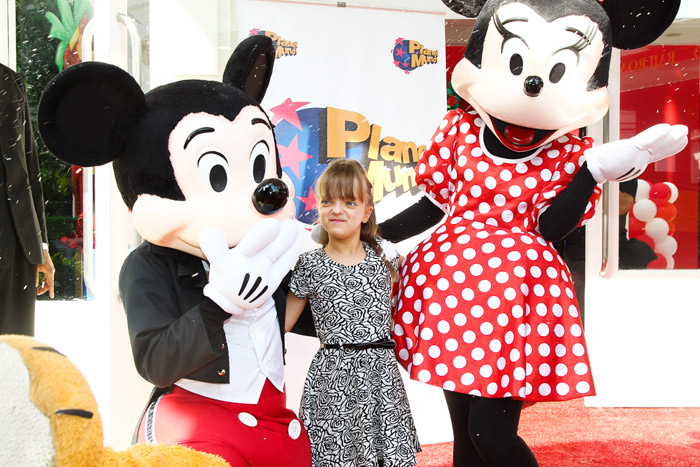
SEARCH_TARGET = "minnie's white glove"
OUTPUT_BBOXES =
[199,218,301,314]
[584,124,688,183]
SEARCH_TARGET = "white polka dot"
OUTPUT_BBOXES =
[505,331,515,344]
[507,251,521,261]
[549,284,561,297]
[489,339,502,352]
[537,323,549,336]
[530,266,542,278]
[488,257,503,269]
[539,383,552,396]
[463,330,477,344]
[444,295,458,309]
[402,312,414,324]
[463,248,477,260]
[554,324,565,337]
[574,363,589,375]
[539,363,551,377]
[454,356,467,368]
[413,300,422,313]
[445,254,459,267]
[501,374,510,387]
[470,185,482,197]
[418,369,432,382]
[509,185,522,197]
[413,353,424,365]
[513,367,526,381]
[403,286,415,299]
[510,349,521,362]
[480,322,494,335]
[471,305,485,318]
[472,348,486,361]
[461,373,475,385]
[497,313,509,326]
[477,161,490,172]
[511,305,524,318]
[478,280,492,292]
[433,172,444,184]
[437,278,450,291]
[481,243,496,254]
[556,364,568,376]
[577,381,591,394]
[429,345,442,358]
[571,324,582,337]
[437,320,451,334]
[494,194,506,206]
[485,176,497,189]
[514,266,526,277]
[454,313,467,326]
[428,302,441,316]
[453,271,466,284]
[469,264,483,276]
[393,323,404,336]
[464,169,475,181]
[462,288,475,301]
[500,169,513,181]
[553,304,563,317]
[487,296,501,309]
[457,234,471,245]
[487,382,499,395]
[533,284,545,296]
[556,383,570,396]
[480,365,493,378]
[430,264,442,276]
[501,238,516,248]
[479,202,491,214]
[423,288,434,300]
[572,343,585,357]
[398,348,409,361]
[538,343,551,356]
[415,275,427,286]
[555,344,567,357]
[446,338,459,351]
[504,288,516,301]
[421,328,434,340]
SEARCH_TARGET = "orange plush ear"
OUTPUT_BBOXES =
[102,444,231,467]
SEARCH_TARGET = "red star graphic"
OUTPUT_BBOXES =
[269,98,309,130]
[394,47,406,58]
[278,135,313,178]
[395,37,404,45]
[297,186,317,213]
[249,28,261,36]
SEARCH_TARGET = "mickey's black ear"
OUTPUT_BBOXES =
[603,0,681,50]
[222,35,275,103]
[38,61,146,167]
[441,0,487,18]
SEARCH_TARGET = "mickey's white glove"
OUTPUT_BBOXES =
[584,124,688,183]
[199,218,301,314]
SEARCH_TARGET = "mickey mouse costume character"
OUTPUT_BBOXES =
[379,1,688,466]
[37,36,312,467]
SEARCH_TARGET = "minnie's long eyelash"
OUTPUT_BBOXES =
[493,13,529,51]
[566,22,597,52]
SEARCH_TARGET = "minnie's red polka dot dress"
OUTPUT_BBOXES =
[393,108,602,402]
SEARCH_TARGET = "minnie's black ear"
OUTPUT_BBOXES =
[222,35,275,103]
[441,0,487,18]
[603,0,681,50]
[38,61,146,167]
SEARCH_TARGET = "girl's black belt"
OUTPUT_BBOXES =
[320,339,395,350]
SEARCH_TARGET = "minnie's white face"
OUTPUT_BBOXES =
[452,2,610,152]
[131,106,295,258]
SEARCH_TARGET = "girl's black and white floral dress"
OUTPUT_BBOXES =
[289,242,420,467]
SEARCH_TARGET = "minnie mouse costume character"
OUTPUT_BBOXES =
[379,1,687,466]
[37,36,312,467]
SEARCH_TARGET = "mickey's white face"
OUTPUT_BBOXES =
[452,2,610,152]
[131,106,295,258]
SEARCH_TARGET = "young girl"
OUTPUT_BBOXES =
[285,159,421,467]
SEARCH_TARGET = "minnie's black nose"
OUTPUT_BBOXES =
[524,76,544,97]
[252,178,289,215]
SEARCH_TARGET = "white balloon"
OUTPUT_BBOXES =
[645,218,670,240]
[654,235,678,257]
[631,199,657,222]
[663,254,675,270]
[663,182,679,203]
[636,179,651,200]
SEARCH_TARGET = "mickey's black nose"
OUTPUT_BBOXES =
[252,178,289,215]
[524,76,544,97]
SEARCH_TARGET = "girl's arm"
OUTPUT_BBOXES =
[285,291,309,332]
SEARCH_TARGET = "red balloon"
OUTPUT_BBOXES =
[649,183,672,204]
[667,221,676,236]
[635,234,656,251]
[647,255,668,269]
[656,202,677,222]
[628,215,645,238]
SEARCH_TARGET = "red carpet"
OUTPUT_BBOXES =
[416,399,700,466]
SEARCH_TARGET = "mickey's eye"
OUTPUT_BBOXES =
[250,141,271,184]
[502,38,528,77]
[198,152,229,193]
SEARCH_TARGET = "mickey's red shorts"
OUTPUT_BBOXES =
[137,380,311,467]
